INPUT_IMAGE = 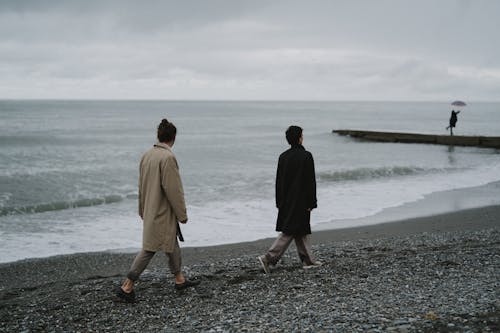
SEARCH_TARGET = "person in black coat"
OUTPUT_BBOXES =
[258,126,322,274]
[446,110,460,136]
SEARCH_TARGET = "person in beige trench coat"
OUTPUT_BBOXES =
[117,119,199,303]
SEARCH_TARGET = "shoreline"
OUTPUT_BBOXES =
[0,204,499,332]
[1,203,499,290]
[2,180,499,266]
[317,180,500,231]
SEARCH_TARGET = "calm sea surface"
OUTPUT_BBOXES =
[1,100,499,262]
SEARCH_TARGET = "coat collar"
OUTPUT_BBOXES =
[154,142,172,151]
[291,144,305,150]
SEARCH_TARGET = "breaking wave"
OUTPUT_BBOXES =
[317,166,453,183]
[0,195,131,216]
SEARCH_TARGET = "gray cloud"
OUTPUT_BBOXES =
[0,0,499,100]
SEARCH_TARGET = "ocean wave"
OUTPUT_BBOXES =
[317,166,452,183]
[0,195,124,216]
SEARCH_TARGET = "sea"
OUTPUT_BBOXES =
[1,100,499,263]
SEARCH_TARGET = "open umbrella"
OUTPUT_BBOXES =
[451,100,466,107]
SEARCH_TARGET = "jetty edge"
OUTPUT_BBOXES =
[333,129,500,149]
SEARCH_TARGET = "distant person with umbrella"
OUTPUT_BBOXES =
[446,110,460,135]
[446,101,466,136]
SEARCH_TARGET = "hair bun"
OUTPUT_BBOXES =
[157,118,177,142]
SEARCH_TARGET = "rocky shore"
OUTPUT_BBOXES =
[1,205,499,332]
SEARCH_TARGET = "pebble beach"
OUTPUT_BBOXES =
[1,205,499,332]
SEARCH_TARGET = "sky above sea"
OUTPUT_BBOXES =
[0,0,499,101]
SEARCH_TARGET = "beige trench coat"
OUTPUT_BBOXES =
[138,143,188,253]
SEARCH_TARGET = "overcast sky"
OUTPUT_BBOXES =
[1,0,499,101]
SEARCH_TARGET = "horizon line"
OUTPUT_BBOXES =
[1,98,498,103]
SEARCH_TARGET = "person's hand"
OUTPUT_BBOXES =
[180,219,188,224]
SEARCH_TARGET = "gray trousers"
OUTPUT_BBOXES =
[127,240,182,281]
[264,233,315,266]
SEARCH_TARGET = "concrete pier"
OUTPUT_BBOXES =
[333,130,500,149]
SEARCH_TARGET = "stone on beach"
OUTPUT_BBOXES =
[0,206,499,332]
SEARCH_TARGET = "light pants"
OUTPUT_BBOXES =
[264,233,315,265]
[127,240,182,281]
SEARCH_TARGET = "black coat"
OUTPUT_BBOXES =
[449,111,459,127]
[275,144,317,235]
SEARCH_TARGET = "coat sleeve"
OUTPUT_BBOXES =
[275,156,284,209]
[161,156,188,222]
[305,152,317,209]
[138,156,144,219]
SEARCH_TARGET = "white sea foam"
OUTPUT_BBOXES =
[315,161,500,224]
[0,204,142,263]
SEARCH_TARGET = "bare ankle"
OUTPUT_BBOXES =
[175,273,185,284]
[121,278,134,293]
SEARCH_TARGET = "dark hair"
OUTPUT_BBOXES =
[157,118,177,143]
[285,125,302,145]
